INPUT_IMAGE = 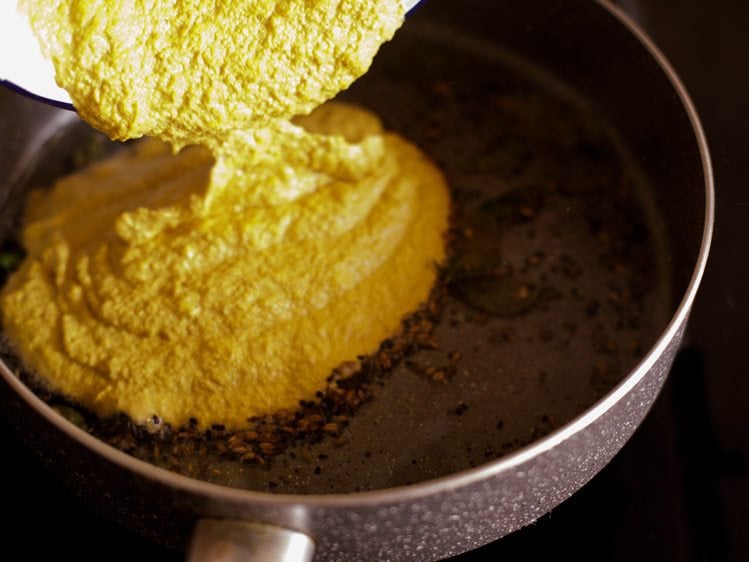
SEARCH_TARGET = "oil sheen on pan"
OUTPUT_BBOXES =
[0,19,672,493]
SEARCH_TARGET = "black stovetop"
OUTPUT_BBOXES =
[2,1,748,560]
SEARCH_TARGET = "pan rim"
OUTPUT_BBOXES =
[0,0,714,510]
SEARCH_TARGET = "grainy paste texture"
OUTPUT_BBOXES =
[2,0,450,427]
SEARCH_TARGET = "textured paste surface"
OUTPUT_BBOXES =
[19,0,404,145]
[5,1,450,427]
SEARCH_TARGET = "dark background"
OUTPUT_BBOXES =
[2,1,747,560]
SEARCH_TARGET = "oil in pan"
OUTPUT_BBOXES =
[0,18,673,495]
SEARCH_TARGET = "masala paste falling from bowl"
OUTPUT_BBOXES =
[1,0,450,428]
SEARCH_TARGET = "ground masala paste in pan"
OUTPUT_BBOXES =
[2,0,450,428]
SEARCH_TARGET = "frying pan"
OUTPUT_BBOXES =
[0,0,712,560]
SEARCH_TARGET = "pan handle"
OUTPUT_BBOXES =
[187,519,315,562]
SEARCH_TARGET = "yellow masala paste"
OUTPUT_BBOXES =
[3,0,450,428]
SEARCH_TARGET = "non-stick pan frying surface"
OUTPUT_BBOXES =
[0,14,672,495]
